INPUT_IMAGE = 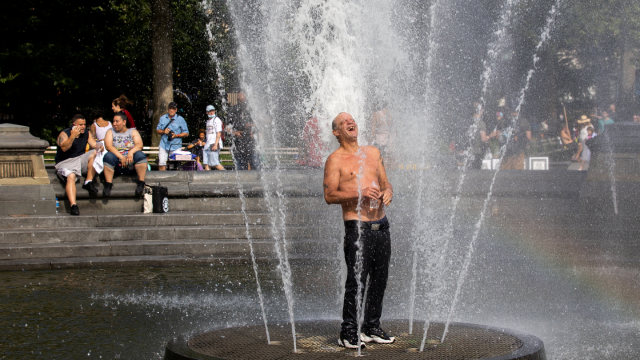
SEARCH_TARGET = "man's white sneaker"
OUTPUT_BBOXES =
[360,332,374,343]
[338,331,365,349]
[363,327,395,344]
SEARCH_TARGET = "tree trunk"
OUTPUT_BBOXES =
[617,0,637,121]
[619,46,636,120]
[151,0,174,146]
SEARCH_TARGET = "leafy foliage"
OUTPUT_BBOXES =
[0,0,231,144]
[514,0,639,116]
[0,0,636,146]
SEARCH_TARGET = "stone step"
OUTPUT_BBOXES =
[47,168,324,201]
[0,256,193,271]
[56,196,331,215]
[0,238,334,261]
[0,252,327,271]
[0,225,333,245]
[0,211,331,230]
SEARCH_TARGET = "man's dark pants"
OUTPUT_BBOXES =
[341,218,391,333]
[232,142,251,170]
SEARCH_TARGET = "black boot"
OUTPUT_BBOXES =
[103,182,113,197]
[135,180,145,197]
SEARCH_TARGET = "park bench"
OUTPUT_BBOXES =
[44,146,299,167]
[45,146,233,163]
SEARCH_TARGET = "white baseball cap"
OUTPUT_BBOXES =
[206,105,216,112]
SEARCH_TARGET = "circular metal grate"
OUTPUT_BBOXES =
[187,320,524,359]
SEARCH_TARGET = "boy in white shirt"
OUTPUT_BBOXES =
[203,105,226,170]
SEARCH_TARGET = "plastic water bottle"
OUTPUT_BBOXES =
[55,198,60,214]
[369,181,379,210]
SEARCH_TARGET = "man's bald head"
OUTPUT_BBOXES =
[332,112,347,130]
[332,112,359,145]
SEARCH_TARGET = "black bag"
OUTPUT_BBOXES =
[151,186,169,213]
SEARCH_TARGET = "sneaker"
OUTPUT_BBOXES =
[362,327,395,344]
[135,180,145,197]
[82,181,98,194]
[338,330,365,349]
[70,204,79,216]
[103,182,113,197]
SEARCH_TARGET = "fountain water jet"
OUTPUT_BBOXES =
[204,2,272,343]
[167,0,565,358]
[229,143,271,344]
[415,0,522,350]
[257,75,300,353]
[353,147,367,355]
[407,0,442,336]
[437,0,564,345]
[227,1,303,352]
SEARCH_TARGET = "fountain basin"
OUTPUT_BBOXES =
[164,320,545,360]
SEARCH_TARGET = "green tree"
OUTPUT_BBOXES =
[0,0,233,145]
[554,0,640,118]
[0,1,128,142]
[504,0,639,126]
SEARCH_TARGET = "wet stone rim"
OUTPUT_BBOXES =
[165,320,546,360]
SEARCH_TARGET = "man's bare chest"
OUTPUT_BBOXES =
[339,161,378,184]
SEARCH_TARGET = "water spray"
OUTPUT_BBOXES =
[354,147,367,356]
[230,141,271,344]
[438,0,564,345]
[417,0,522,350]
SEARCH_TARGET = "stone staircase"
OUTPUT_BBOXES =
[45,168,323,214]
[0,166,599,271]
[0,196,343,271]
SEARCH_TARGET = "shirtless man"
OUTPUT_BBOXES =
[324,112,394,349]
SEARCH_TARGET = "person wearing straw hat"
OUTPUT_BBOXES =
[572,115,592,166]
[578,125,596,171]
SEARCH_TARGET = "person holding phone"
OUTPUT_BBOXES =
[54,114,104,215]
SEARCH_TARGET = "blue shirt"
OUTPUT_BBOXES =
[598,118,614,133]
[157,114,189,151]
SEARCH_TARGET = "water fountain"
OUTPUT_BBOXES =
[165,0,564,358]
[3,1,640,359]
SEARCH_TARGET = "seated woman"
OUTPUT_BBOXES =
[103,111,147,197]
[89,109,113,175]
[90,109,113,143]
